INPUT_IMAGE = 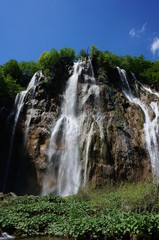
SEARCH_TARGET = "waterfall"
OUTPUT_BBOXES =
[81,58,100,107]
[117,67,159,184]
[23,71,43,146]
[80,58,104,187]
[43,59,104,195]
[2,71,42,192]
[43,61,83,196]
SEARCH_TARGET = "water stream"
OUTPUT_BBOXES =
[2,71,42,192]
[117,67,159,183]
[43,59,104,195]
[42,61,83,196]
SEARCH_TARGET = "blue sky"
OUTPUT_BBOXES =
[0,0,159,64]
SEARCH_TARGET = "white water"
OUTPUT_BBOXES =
[80,59,104,186]
[117,67,159,183]
[131,72,159,98]
[43,59,104,195]
[81,58,100,107]
[0,232,14,239]
[24,71,43,146]
[2,71,42,191]
[43,62,82,196]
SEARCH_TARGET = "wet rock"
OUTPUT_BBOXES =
[0,62,154,194]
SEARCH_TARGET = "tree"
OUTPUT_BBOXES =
[3,59,22,82]
[59,48,75,64]
[77,49,88,59]
[19,61,38,87]
[37,48,59,72]
[19,60,38,77]
[0,72,23,107]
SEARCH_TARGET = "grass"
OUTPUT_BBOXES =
[0,180,159,239]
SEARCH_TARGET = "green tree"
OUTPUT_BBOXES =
[19,60,38,77]
[59,48,75,64]
[77,49,88,59]
[19,60,38,87]
[3,59,22,82]
[0,72,23,107]
[37,48,59,72]
[140,60,159,85]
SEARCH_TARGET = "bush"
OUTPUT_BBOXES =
[0,181,159,239]
[2,59,22,83]
[59,48,75,64]
[37,48,59,73]
[0,73,23,107]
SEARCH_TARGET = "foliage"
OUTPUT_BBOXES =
[19,60,38,77]
[77,49,89,59]
[0,181,159,239]
[37,48,75,78]
[59,48,75,64]
[0,72,23,107]
[140,60,159,85]
[37,48,59,73]
[2,59,22,82]
[0,46,159,108]
[90,45,159,87]
[19,60,38,87]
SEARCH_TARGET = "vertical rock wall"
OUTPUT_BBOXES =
[0,63,152,194]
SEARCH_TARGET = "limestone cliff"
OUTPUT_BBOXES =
[0,60,155,195]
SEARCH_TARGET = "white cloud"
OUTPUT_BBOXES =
[129,22,147,38]
[150,37,159,55]
[140,22,147,33]
[129,28,136,38]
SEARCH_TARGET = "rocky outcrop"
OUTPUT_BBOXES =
[79,75,151,189]
[0,67,71,194]
[0,61,153,195]
[92,85,150,186]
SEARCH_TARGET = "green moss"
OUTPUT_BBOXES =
[113,106,126,130]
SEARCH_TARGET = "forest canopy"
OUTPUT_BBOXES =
[0,46,159,108]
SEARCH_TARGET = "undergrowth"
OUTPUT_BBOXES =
[0,180,159,239]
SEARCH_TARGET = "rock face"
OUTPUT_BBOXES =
[0,61,154,195]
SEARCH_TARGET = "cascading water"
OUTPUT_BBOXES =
[80,59,104,186]
[2,71,42,191]
[43,59,104,195]
[80,58,100,106]
[23,71,43,146]
[117,67,159,184]
[42,61,83,196]
[0,232,14,240]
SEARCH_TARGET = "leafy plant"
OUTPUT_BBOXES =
[0,181,159,239]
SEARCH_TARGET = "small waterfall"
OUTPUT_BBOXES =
[80,59,104,186]
[116,67,134,103]
[23,71,43,146]
[131,72,159,98]
[81,58,100,107]
[117,67,159,184]
[43,62,83,196]
[2,71,42,192]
